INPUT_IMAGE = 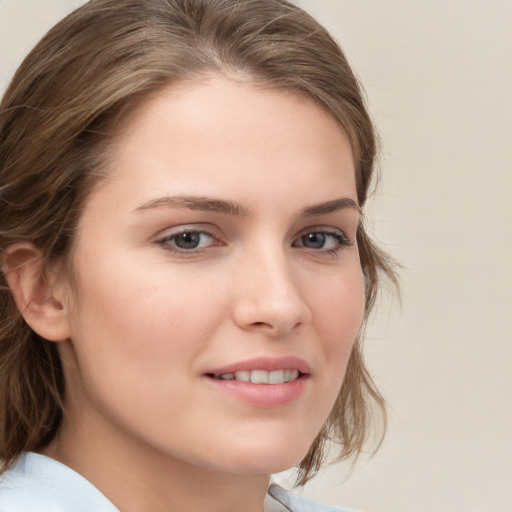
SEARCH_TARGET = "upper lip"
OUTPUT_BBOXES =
[205,356,311,377]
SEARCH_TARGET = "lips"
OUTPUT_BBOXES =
[203,357,310,406]
[205,356,310,381]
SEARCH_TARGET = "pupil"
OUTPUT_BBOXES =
[303,232,325,249]
[175,232,200,249]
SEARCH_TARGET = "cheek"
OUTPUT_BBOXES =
[307,260,365,381]
[312,261,364,334]
[63,262,228,437]
[69,264,224,365]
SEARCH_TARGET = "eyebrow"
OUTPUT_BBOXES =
[132,194,359,217]
[300,197,360,217]
[132,195,250,216]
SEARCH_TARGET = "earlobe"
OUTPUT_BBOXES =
[2,243,71,342]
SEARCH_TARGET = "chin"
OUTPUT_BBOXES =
[207,434,312,476]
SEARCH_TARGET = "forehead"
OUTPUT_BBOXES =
[83,76,357,221]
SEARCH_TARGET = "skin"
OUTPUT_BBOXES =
[12,76,365,511]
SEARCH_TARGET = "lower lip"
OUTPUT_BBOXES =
[204,376,308,407]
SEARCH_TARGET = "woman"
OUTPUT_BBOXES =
[0,0,396,510]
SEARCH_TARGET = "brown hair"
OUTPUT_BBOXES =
[0,0,396,484]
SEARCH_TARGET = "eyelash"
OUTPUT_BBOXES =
[292,229,353,256]
[156,229,221,256]
[155,228,353,257]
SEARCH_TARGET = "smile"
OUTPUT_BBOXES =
[204,357,310,406]
[209,369,301,384]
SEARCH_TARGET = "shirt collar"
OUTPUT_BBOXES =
[0,453,298,512]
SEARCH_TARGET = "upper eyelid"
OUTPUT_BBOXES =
[154,223,221,239]
[295,225,351,239]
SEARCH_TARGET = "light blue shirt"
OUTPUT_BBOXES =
[0,453,353,511]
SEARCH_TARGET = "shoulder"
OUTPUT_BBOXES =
[0,452,118,512]
[267,483,357,512]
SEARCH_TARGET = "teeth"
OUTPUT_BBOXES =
[251,370,269,384]
[269,370,285,384]
[234,370,250,382]
[217,369,300,384]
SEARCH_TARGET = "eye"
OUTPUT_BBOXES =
[293,229,352,253]
[172,231,210,250]
[156,229,219,253]
[300,232,329,249]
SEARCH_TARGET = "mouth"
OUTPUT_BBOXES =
[203,358,310,406]
[205,369,303,384]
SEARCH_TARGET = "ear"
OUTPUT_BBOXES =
[1,243,71,342]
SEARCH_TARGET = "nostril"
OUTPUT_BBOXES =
[249,320,305,333]
[250,321,274,329]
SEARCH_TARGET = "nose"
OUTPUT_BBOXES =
[232,249,312,337]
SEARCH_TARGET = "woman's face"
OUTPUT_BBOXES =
[58,76,364,475]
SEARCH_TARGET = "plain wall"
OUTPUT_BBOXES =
[1,1,511,511]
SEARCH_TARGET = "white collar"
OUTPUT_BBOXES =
[0,452,117,511]
[0,452,323,512]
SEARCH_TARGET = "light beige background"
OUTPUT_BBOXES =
[1,1,511,511]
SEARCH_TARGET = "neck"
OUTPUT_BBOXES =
[42,407,270,512]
